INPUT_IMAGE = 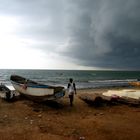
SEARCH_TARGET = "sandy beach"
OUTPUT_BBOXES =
[0,88,140,140]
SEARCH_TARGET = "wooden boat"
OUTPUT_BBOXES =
[129,81,140,87]
[10,75,65,101]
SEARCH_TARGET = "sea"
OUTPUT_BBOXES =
[0,69,140,89]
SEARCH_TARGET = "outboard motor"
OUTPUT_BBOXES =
[0,84,14,101]
[5,91,11,101]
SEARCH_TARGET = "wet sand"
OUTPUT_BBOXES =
[0,88,140,140]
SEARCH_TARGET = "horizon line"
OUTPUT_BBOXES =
[0,68,140,71]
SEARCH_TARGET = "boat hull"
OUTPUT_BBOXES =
[10,75,65,101]
[129,82,140,87]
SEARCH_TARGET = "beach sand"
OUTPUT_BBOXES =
[0,88,140,140]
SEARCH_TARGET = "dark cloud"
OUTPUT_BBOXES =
[60,0,140,70]
[0,0,140,69]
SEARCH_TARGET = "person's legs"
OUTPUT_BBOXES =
[69,95,74,106]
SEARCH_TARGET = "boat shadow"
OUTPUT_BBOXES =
[24,100,65,112]
[2,93,65,110]
[41,100,64,109]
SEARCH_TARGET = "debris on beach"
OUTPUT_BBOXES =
[38,114,42,118]
[30,119,34,124]
[79,136,85,140]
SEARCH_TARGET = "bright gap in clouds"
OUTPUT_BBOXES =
[0,16,89,70]
[0,43,45,69]
[0,16,45,69]
[0,16,52,69]
[0,43,92,70]
[0,15,98,70]
[0,17,39,68]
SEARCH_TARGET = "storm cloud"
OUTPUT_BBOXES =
[61,0,140,70]
[0,0,140,69]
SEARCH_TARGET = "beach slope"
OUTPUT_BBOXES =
[0,88,140,140]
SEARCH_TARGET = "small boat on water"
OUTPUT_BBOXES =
[129,80,140,87]
[10,75,65,101]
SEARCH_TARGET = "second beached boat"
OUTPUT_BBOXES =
[10,75,65,101]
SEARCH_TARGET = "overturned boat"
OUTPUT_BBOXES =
[102,89,140,105]
[10,75,65,101]
[80,89,140,106]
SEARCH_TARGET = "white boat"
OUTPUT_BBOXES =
[10,75,65,101]
[103,89,140,100]
[102,89,140,105]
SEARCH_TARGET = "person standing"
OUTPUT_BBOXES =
[67,78,76,106]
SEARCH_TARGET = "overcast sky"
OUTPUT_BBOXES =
[0,0,140,70]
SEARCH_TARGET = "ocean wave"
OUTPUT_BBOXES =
[88,79,137,83]
[0,69,140,89]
